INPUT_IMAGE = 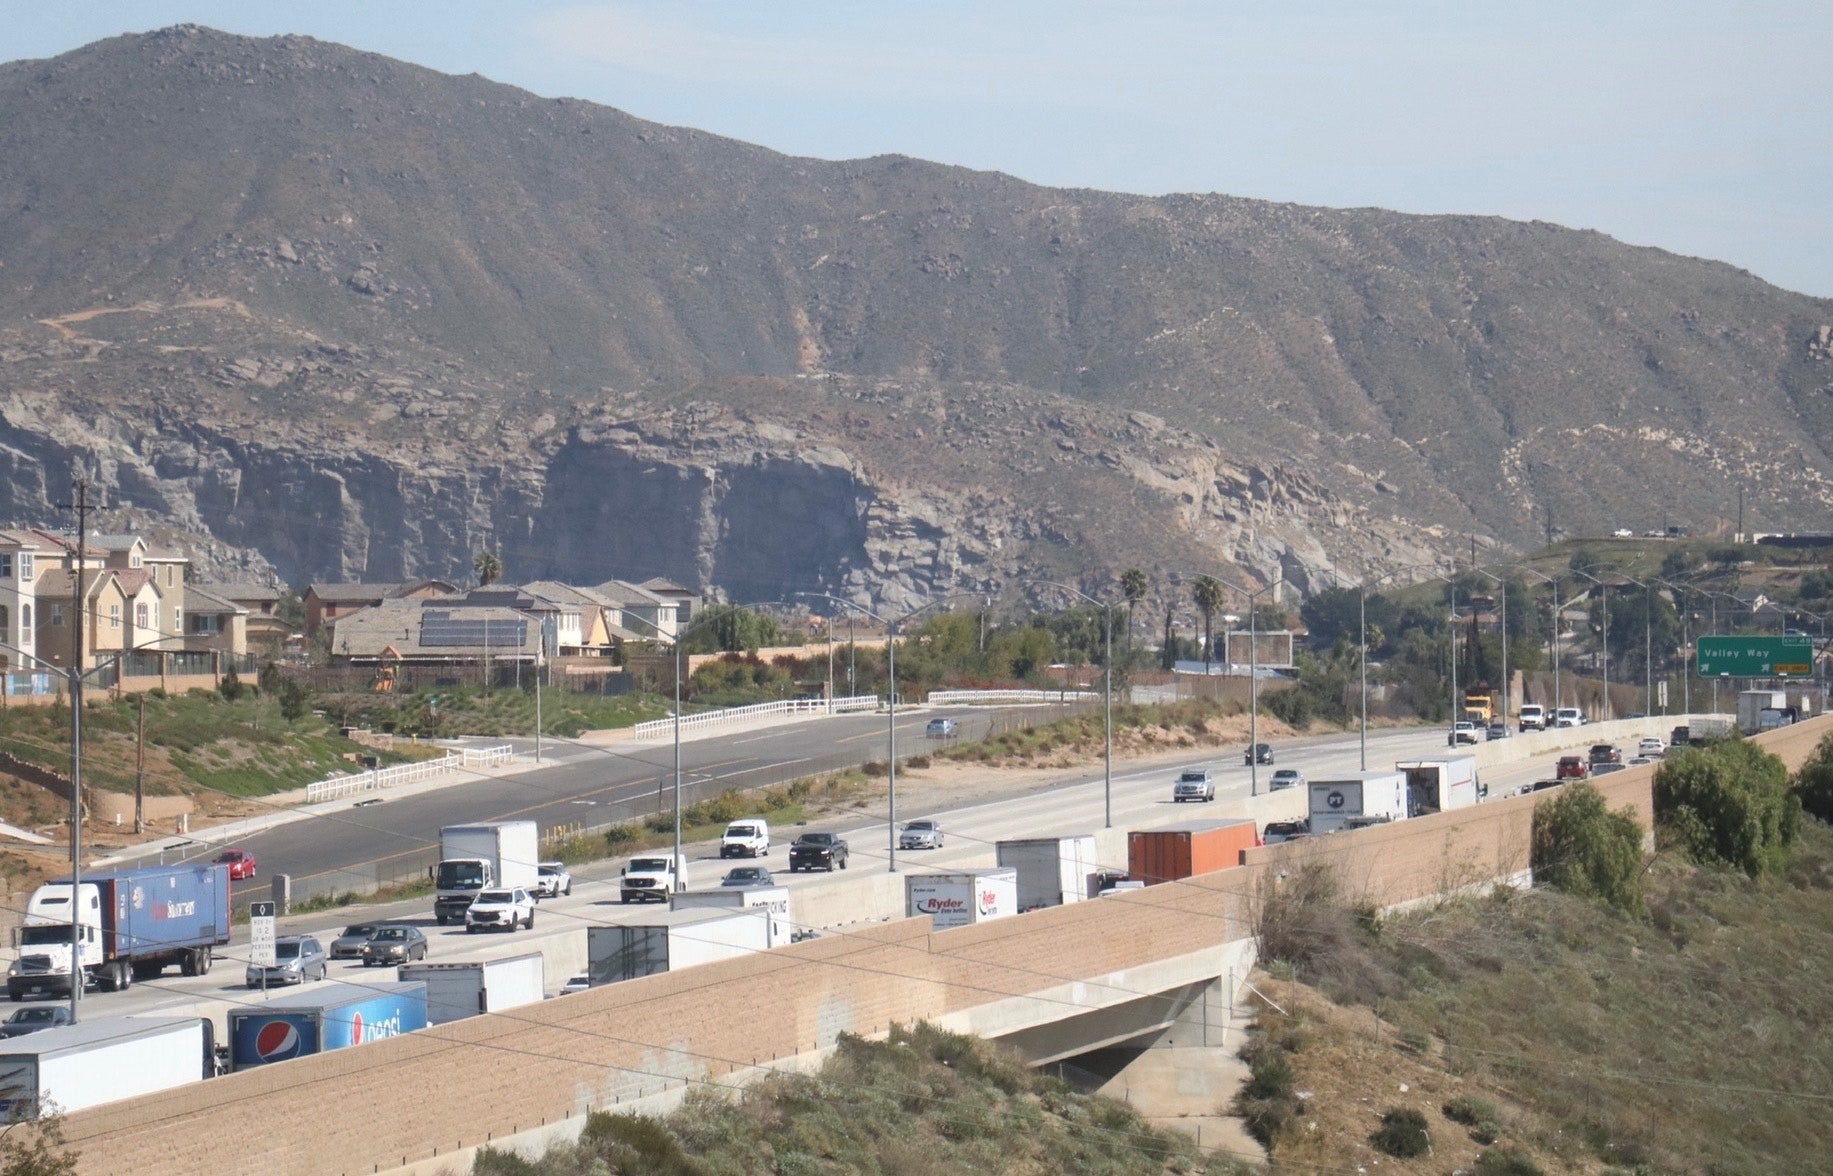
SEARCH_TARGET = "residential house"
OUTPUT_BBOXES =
[303,579,457,637]
[30,566,163,672]
[328,596,543,667]
[519,581,645,654]
[0,530,48,673]
[91,534,189,645]
[639,577,702,627]
[595,579,679,643]
[181,586,250,659]
[207,583,291,655]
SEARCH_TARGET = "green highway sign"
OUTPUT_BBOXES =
[1695,635,1815,678]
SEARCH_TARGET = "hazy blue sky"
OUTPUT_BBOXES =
[8,1,1830,296]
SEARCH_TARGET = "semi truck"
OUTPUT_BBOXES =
[397,954,545,1025]
[1126,820,1258,885]
[586,909,775,986]
[9,864,230,999]
[1396,756,1481,817]
[0,1016,215,1120]
[995,835,1099,910]
[227,981,427,1071]
[1308,772,1409,835]
[671,885,794,944]
[905,868,1018,930]
[1737,690,1793,735]
[434,822,540,925]
[1463,689,1497,724]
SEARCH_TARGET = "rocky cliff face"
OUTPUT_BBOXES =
[1,26,1830,611]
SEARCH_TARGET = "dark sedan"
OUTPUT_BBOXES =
[360,924,429,967]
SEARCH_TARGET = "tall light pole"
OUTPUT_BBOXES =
[1616,573,1654,717]
[1571,568,1611,719]
[797,591,982,872]
[1177,572,1283,795]
[1471,568,1510,729]
[508,608,549,763]
[1025,581,1116,828]
[1356,569,1408,770]
[1515,568,1561,719]
[1654,577,1693,717]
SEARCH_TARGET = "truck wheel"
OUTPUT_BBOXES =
[116,961,133,991]
[841,856,849,870]
[8,992,19,1003]
[524,911,535,930]
[200,945,214,974]
[619,894,631,904]
[435,915,448,927]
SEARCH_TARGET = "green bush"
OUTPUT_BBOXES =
[1474,1148,1545,1176]
[1370,1107,1431,1157]
[1792,733,1833,823]
[1530,782,1647,915]
[1655,740,1799,877]
[1443,1095,1497,1126]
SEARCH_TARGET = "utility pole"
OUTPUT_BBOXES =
[59,476,93,1022]
[135,695,146,834]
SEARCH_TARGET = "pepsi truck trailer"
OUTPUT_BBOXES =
[228,981,427,1071]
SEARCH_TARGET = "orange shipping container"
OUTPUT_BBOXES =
[1127,819,1258,885]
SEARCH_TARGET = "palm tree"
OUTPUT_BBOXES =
[1192,576,1225,673]
[1120,568,1148,666]
[473,549,502,587]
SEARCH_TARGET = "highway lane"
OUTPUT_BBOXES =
[62,720,1579,1026]
[117,706,1040,899]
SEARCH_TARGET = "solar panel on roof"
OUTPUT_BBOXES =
[419,613,525,648]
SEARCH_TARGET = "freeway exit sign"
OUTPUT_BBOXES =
[1696,635,1815,678]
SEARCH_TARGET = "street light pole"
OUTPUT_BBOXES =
[67,478,90,1023]
[1472,568,1509,729]
[1572,569,1610,719]
[1025,581,1116,828]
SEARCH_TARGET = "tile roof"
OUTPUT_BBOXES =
[308,582,401,603]
[184,586,248,615]
[204,583,283,603]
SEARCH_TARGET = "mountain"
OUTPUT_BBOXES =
[2,25,1830,609]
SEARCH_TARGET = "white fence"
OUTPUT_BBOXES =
[926,689,1102,706]
[628,695,879,740]
[304,744,514,803]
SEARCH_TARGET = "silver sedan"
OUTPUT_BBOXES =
[899,819,944,850]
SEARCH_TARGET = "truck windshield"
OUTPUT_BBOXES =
[628,859,669,872]
[436,861,486,889]
[20,926,74,945]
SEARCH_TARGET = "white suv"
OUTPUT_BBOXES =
[1518,704,1546,732]
[531,861,572,899]
[465,887,535,933]
[1172,769,1215,803]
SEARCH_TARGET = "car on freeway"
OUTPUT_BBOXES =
[925,717,959,738]
[465,888,535,933]
[531,861,572,899]
[789,832,849,872]
[721,865,775,887]
[559,974,591,996]
[1244,743,1274,765]
[1485,722,1509,741]
[1589,743,1622,765]
[1637,737,1666,758]
[1525,780,1564,795]
[1554,707,1585,728]
[898,819,944,850]
[1627,756,1654,767]
[329,923,381,960]
[1262,819,1310,845]
[213,848,257,880]
[247,935,327,989]
[1449,721,1481,746]
[359,924,428,966]
[1591,762,1628,776]
[1555,756,1589,780]
[1172,768,1216,803]
[1612,527,1634,538]
[0,1006,72,1038]
[1268,768,1304,792]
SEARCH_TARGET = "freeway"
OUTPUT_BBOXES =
[114,705,1029,904]
[42,716,1682,1028]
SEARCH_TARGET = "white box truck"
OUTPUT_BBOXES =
[397,953,546,1025]
[1738,689,1791,735]
[434,821,541,925]
[995,835,1099,911]
[905,868,1018,930]
[671,885,794,944]
[1308,772,1409,835]
[1396,756,1481,817]
[0,1016,214,1120]
[587,909,774,986]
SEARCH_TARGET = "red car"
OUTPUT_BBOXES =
[214,849,257,880]
[1555,756,1589,781]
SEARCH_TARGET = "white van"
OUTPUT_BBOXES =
[1553,707,1584,728]
[1518,704,1546,732]
[719,819,771,859]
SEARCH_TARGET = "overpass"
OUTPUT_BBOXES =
[54,718,1832,1175]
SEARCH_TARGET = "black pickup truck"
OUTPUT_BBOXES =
[788,832,850,872]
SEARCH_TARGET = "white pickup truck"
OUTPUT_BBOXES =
[620,853,689,903]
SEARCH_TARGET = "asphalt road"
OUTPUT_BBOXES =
[117,706,1042,902]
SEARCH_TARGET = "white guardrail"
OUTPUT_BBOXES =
[629,695,880,740]
[926,689,1102,705]
[304,744,514,803]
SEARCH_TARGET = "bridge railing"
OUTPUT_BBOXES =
[629,695,878,739]
[303,744,513,803]
[926,688,1101,706]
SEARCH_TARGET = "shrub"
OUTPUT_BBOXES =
[577,1110,698,1174]
[1370,1107,1431,1157]
[1530,782,1647,914]
[1252,862,1393,1003]
[1655,739,1799,877]
[602,824,636,849]
[1474,1148,1545,1176]
[217,668,245,702]
[1792,733,1833,823]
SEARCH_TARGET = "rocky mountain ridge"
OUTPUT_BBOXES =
[1,25,1829,610]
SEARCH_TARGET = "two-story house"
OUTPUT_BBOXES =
[304,580,457,638]
[0,530,48,676]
